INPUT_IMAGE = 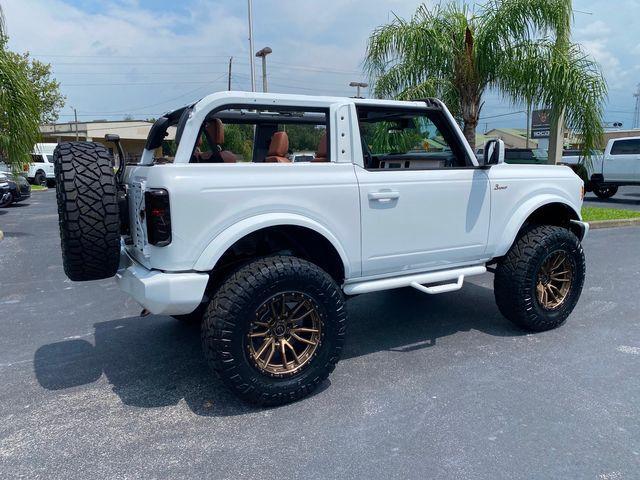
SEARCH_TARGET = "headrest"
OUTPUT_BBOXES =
[205,119,224,145]
[267,131,289,157]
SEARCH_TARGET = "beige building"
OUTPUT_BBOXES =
[40,120,176,162]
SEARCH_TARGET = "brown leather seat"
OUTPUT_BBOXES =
[202,119,236,163]
[312,131,328,162]
[265,131,291,163]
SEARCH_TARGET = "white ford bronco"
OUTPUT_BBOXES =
[54,91,588,405]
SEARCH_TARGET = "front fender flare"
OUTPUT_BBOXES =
[493,195,581,258]
[192,213,352,277]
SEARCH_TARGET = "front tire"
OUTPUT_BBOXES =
[593,185,618,199]
[202,255,347,406]
[494,225,585,332]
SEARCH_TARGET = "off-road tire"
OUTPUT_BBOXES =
[593,185,618,199]
[494,225,585,332]
[202,255,347,406]
[54,142,120,281]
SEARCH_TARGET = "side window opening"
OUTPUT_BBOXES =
[190,106,330,164]
[610,139,640,155]
[356,107,472,170]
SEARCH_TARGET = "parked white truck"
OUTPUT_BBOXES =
[561,136,640,199]
[53,92,588,405]
[27,143,57,186]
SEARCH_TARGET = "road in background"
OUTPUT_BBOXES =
[1,190,639,479]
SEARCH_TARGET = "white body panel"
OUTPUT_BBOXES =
[117,91,585,314]
[354,165,491,277]
[602,137,640,182]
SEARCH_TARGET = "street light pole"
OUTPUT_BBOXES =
[349,81,368,99]
[255,47,272,93]
[73,107,79,141]
[247,0,256,92]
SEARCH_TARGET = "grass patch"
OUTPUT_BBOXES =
[30,184,48,191]
[581,206,640,222]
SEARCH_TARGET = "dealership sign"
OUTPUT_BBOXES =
[531,109,551,139]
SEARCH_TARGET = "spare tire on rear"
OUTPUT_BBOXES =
[54,142,120,281]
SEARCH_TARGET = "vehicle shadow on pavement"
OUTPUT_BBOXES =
[33,283,522,416]
[343,283,523,359]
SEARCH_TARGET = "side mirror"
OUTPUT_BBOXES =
[484,139,505,165]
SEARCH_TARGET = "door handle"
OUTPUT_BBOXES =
[368,190,400,202]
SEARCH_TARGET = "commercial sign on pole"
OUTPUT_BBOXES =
[531,109,551,139]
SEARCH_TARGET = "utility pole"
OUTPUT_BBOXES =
[255,47,272,93]
[349,81,368,99]
[227,56,233,90]
[525,102,531,149]
[247,0,256,92]
[73,107,79,141]
[633,84,640,130]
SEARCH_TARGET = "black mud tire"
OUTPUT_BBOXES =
[202,255,347,406]
[593,185,618,199]
[34,171,46,187]
[54,142,120,281]
[494,225,585,332]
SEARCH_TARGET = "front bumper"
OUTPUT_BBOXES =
[115,248,209,315]
[571,219,590,241]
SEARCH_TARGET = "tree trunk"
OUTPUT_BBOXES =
[462,120,477,152]
[460,94,481,152]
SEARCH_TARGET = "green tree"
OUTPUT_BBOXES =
[0,8,41,172]
[365,1,606,156]
[6,51,66,123]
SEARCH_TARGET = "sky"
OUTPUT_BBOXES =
[3,0,640,132]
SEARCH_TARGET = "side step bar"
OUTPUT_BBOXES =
[343,265,487,296]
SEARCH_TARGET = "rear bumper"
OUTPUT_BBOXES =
[115,248,209,315]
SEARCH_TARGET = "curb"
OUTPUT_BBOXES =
[588,218,640,230]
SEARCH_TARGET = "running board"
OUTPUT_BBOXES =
[343,265,487,296]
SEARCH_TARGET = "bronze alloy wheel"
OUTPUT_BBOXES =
[247,291,323,377]
[536,251,573,310]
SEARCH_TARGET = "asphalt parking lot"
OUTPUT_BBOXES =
[584,185,640,211]
[1,189,639,479]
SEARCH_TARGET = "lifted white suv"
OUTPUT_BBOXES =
[54,92,588,405]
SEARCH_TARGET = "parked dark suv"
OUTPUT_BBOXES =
[0,171,31,208]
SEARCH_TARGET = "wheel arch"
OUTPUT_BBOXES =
[494,198,582,258]
[193,213,352,284]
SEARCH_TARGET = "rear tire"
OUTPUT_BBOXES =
[54,142,120,281]
[201,255,347,406]
[494,225,585,332]
[34,171,46,187]
[593,185,618,199]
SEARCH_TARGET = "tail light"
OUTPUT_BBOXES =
[144,189,171,246]
[23,164,28,172]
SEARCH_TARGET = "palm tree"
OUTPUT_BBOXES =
[365,1,606,156]
[0,6,41,173]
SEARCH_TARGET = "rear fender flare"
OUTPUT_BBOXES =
[193,213,352,277]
